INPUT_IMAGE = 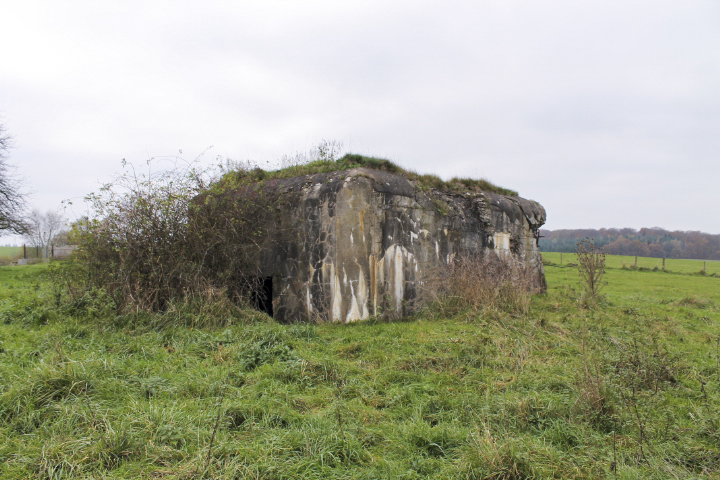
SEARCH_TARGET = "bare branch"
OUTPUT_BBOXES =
[0,123,29,234]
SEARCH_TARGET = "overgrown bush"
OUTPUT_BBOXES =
[429,253,539,316]
[67,156,282,314]
[73,159,208,311]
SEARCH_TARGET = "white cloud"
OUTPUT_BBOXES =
[1,0,719,242]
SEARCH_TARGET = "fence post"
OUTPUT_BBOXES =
[23,244,26,259]
[634,256,638,268]
[560,252,562,265]
[662,257,665,271]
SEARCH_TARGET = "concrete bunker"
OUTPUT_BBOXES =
[228,167,546,323]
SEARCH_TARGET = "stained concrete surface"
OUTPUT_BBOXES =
[236,168,545,323]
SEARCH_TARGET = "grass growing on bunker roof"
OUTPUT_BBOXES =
[217,153,519,197]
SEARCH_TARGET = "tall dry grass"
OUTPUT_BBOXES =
[428,253,539,317]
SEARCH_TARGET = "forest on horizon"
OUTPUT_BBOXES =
[539,227,720,260]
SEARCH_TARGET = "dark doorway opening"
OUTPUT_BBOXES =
[251,276,273,317]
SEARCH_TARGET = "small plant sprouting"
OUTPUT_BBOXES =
[576,237,606,299]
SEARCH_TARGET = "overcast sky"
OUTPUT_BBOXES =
[2,0,719,242]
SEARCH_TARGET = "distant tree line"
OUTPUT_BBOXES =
[539,228,720,260]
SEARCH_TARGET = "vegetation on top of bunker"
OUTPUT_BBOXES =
[212,149,519,197]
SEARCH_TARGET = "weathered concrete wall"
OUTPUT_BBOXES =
[248,168,545,323]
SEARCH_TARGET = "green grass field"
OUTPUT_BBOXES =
[0,246,22,259]
[542,251,720,276]
[0,257,719,479]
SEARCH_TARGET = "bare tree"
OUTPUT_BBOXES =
[576,237,606,298]
[26,209,65,248]
[0,123,29,234]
